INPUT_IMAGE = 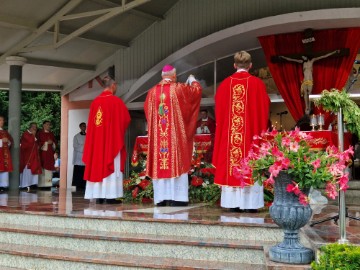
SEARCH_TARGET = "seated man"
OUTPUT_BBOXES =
[196,109,215,134]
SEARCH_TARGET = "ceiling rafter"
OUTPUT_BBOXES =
[0,83,62,92]
[90,0,164,21]
[0,0,83,63]
[0,0,150,63]
[53,0,150,49]
[26,57,96,71]
[0,17,128,47]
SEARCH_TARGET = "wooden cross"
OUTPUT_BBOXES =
[271,28,349,115]
[271,29,349,63]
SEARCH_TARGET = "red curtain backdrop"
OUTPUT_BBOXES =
[258,28,360,122]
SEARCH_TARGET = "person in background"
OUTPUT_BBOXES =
[52,151,60,187]
[20,122,42,190]
[72,122,86,191]
[0,115,13,190]
[196,109,216,134]
[144,65,202,207]
[83,76,130,204]
[213,51,270,213]
[37,120,57,189]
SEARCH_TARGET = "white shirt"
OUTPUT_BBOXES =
[196,125,210,134]
[73,133,86,165]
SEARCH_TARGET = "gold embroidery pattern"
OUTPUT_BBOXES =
[229,83,246,176]
[158,85,169,170]
[310,138,328,145]
[94,106,103,127]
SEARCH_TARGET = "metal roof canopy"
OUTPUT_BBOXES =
[0,0,178,91]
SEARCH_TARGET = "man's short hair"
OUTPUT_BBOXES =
[234,51,252,69]
[43,120,50,126]
[103,75,116,87]
[29,122,37,128]
[79,122,86,127]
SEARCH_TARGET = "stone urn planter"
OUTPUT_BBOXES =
[269,171,314,264]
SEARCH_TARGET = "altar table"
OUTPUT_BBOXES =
[304,131,352,150]
[131,134,213,166]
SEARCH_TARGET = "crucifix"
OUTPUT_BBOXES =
[271,29,349,115]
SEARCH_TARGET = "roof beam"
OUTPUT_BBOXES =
[0,17,127,48]
[89,0,163,21]
[0,0,83,64]
[0,83,62,92]
[26,58,96,71]
[54,0,150,49]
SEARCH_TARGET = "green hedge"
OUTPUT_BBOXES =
[311,243,360,270]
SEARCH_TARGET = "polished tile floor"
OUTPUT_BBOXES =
[0,189,359,245]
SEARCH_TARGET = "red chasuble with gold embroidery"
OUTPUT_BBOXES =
[213,71,270,187]
[83,88,131,182]
[0,130,13,172]
[37,130,57,171]
[144,80,202,179]
[20,131,42,174]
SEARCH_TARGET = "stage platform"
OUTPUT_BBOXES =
[0,189,358,269]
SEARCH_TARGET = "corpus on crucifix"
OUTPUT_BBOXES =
[271,29,348,115]
[279,50,340,115]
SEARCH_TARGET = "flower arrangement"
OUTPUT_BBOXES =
[235,128,353,205]
[124,152,221,204]
[188,153,220,204]
[123,170,154,203]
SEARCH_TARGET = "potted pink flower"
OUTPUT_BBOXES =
[237,127,353,205]
[234,127,353,265]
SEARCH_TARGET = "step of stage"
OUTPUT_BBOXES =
[0,211,284,269]
[0,242,267,270]
[0,222,275,265]
[0,211,282,242]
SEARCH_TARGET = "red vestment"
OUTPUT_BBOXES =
[37,130,57,171]
[0,129,13,172]
[213,71,270,187]
[20,131,42,174]
[83,88,131,182]
[144,80,202,179]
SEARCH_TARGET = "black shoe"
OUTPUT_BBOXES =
[229,208,245,213]
[105,199,122,204]
[96,198,105,204]
[170,201,188,207]
[156,201,167,207]
[245,209,258,213]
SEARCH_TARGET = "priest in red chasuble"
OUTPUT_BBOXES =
[196,109,216,134]
[213,51,270,212]
[37,121,57,188]
[20,122,42,189]
[83,77,130,204]
[0,115,13,189]
[144,65,202,207]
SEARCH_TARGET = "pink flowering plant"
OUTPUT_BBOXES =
[236,128,353,205]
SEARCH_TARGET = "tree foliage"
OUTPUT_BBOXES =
[0,90,61,140]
